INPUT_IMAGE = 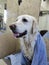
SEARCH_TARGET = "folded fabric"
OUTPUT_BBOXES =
[5,53,21,65]
[43,31,49,38]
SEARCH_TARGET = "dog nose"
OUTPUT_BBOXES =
[9,24,16,33]
[9,24,16,30]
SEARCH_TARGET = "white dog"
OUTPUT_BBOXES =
[9,15,47,65]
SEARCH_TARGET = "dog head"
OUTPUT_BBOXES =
[9,15,38,38]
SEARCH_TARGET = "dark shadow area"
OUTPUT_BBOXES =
[40,30,48,36]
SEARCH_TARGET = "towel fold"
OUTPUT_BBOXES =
[5,53,21,65]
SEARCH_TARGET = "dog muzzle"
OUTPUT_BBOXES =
[9,24,27,38]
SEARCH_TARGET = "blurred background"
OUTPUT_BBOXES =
[0,0,49,65]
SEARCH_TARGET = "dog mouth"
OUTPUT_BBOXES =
[9,24,27,38]
[13,30,27,38]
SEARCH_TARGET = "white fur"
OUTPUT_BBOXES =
[13,15,38,60]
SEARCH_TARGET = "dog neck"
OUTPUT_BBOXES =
[19,32,37,60]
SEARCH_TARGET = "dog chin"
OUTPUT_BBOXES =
[14,30,27,38]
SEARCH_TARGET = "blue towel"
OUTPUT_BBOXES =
[21,32,48,65]
[43,31,49,39]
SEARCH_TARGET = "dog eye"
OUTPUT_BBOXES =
[22,18,28,22]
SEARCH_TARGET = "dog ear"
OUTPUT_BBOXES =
[31,24,33,34]
[31,18,38,34]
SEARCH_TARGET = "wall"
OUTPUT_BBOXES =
[39,0,49,30]
[19,0,41,20]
